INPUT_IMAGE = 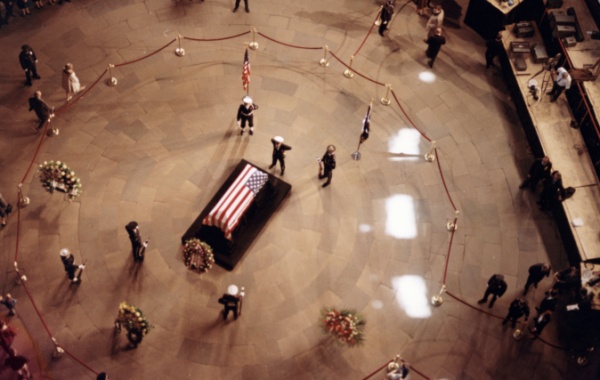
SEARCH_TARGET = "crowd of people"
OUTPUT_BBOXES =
[0,0,72,26]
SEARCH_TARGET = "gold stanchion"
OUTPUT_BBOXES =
[380,83,392,105]
[446,210,460,232]
[424,140,436,162]
[375,6,383,26]
[431,284,446,306]
[343,55,355,78]
[47,115,59,137]
[319,45,330,67]
[52,337,65,358]
[513,328,525,340]
[14,263,27,285]
[249,27,259,50]
[17,183,30,209]
[106,64,118,86]
[175,34,185,56]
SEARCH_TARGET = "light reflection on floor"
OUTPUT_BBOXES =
[388,128,422,161]
[419,71,436,83]
[385,194,416,239]
[392,275,432,318]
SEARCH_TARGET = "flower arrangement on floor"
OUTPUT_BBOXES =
[320,307,366,347]
[114,301,152,348]
[183,238,215,274]
[37,160,82,200]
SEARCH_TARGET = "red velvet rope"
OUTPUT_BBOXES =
[328,51,386,85]
[390,89,432,142]
[19,118,51,184]
[434,147,457,211]
[55,68,108,117]
[257,32,322,50]
[184,31,250,42]
[361,358,431,380]
[353,10,381,57]
[114,38,177,67]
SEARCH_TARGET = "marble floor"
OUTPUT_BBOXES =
[0,0,598,379]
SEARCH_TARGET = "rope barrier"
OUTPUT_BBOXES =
[114,38,177,67]
[353,10,381,57]
[6,8,586,378]
[433,147,457,211]
[390,89,432,142]
[328,51,386,85]
[257,32,322,50]
[183,30,251,42]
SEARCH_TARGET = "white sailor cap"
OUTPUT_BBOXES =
[242,96,253,105]
[60,248,70,257]
[274,136,284,143]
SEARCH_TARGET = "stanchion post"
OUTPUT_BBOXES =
[424,140,436,162]
[14,263,27,285]
[319,45,330,67]
[52,337,65,358]
[249,27,259,50]
[47,115,59,137]
[17,183,30,209]
[375,6,383,26]
[343,55,355,78]
[431,284,446,306]
[175,34,185,57]
[446,210,460,232]
[512,328,525,341]
[106,64,118,86]
[381,83,392,105]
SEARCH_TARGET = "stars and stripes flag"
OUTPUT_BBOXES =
[242,48,251,91]
[361,104,371,141]
[203,164,268,240]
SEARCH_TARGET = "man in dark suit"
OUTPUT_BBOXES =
[218,293,240,320]
[28,91,53,132]
[477,274,507,308]
[125,221,147,261]
[425,28,446,68]
[318,145,336,188]
[536,290,558,315]
[502,297,530,328]
[523,263,551,294]
[233,0,249,13]
[269,136,291,175]
[538,171,565,211]
[19,44,40,86]
[378,1,394,37]
[519,156,552,191]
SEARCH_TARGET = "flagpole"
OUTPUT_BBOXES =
[352,99,373,161]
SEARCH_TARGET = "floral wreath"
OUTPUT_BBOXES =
[116,302,152,338]
[37,160,82,200]
[183,238,215,274]
[320,307,366,347]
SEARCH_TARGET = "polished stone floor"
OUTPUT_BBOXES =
[0,0,598,379]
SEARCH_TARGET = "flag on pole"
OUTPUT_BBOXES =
[202,164,268,240]
[242,48,251,91]
[360,104,371,142]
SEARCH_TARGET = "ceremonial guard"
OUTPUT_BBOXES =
[237,96,258,136]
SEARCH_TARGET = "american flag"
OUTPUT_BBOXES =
[361,104,371,140]
[203,164,268,240]
[242,48,251,91]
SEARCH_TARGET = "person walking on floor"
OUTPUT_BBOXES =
[519,156,552,191]
[28,90,53,132]
[485,32,503,69]
[19,44,40,86]
[61,63,85,101]
[237,96,258,136]
[125,221,148,261]
[233,0,248,13]
[536,289,558,316]
[218,293,240,320]
[477,274,507,308]
[425,28,446,69]
[502,297,530,328]
[318,145,336,188]
[0,293,17,316]
[538,170,565,211]
[523,263,551,294]
[530,310,552,338]
[0,192,12,227]
[269,136,291,175]
[378,1,394,37]
[425,5,444,40]
[60,248,85,284]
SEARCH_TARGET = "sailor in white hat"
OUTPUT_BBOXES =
[236,96,259,136]
[269,136,292,175]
